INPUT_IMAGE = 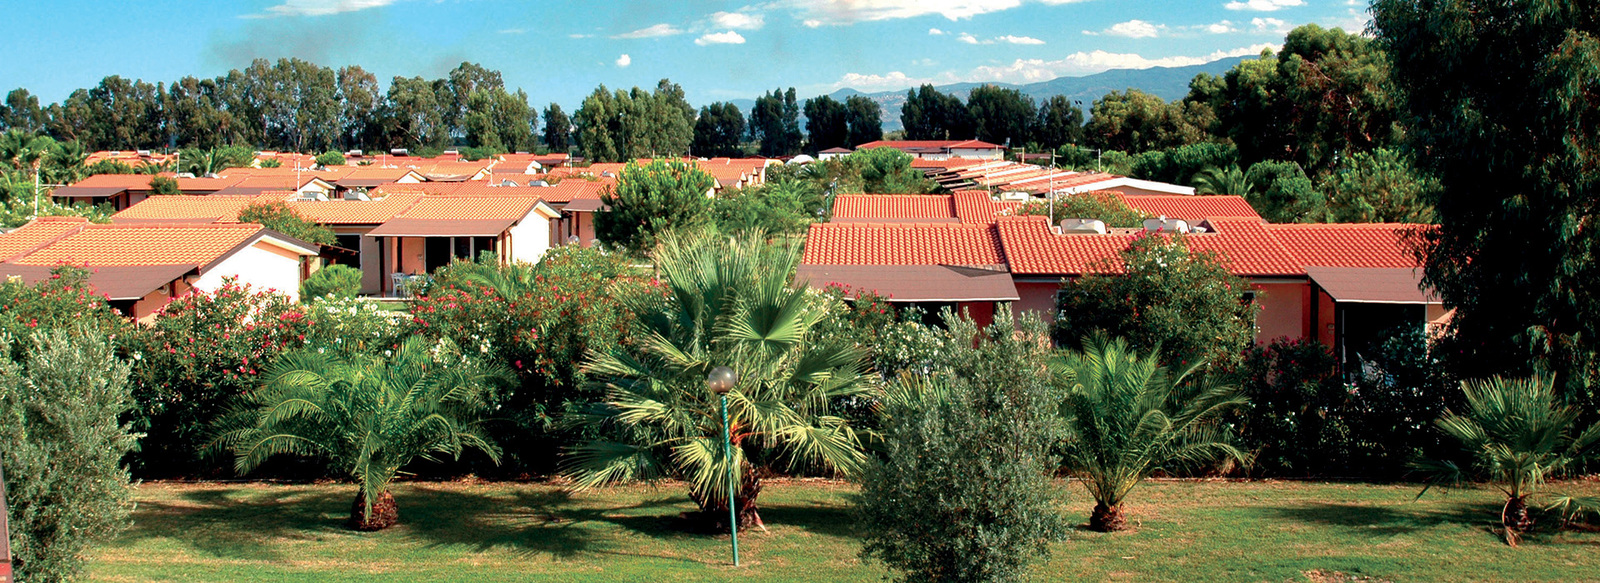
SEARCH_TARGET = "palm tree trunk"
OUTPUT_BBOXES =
[349,488,399,531]
[1090,501,1128,532]
[1502,495,1532,546]
[691,464,767,532]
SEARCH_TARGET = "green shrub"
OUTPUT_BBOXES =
[238,200,336,246]
[594,160,716,253]
[0,265,129,356]
[0,330,137,583]
[1056,232,1257,368]
[301,264,362,300]
[314,151,346,167]
[1014,190,1150,228]
[859,308,1065,582]
[1232,338,1350,476]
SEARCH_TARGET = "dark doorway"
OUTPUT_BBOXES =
[425,237,451,272]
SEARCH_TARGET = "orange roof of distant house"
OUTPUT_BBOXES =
[111,195,260,223]
[288,194,424,225]
[1266,223,1423,269]
[801,222,1006,267]
[10,223,275,267]
[953,191,1022,223]
[393,195,544,221]
[0,217,92,261]
[832,195,957,222]
[993,216,1305,277]
[1120,194,1262,222]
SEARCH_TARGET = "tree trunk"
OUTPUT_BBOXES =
[690,464,767,532]
[349,489,399,531]
[1502,496,1532,546]
[1090,501,1127,532]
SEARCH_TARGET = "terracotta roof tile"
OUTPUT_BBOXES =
[290,194,423,224]
[801,222,1005,266]
[11,223,269,267]
[394,195,541,221]
[995,216,1305,277]
[952,191,1022,223]
[0,217,91,261]
[1121,194,1262,222]
[832,195,957,222]
[1266,223,1424,269]
[111,196,259,223]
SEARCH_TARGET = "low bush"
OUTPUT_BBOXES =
[859,308,1065,582]
[301,264,363,300]
[0,330,137,583]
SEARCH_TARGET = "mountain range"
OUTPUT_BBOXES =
[724,56,1249,133]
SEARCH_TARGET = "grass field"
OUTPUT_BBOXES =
[87,478,1600,582]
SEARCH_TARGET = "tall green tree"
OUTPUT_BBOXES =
[803,94,849,153]
[1086,89,1205,153]
[564,232,873,529]
[1198,25,1397,173]
[1323,148,1438,223]
[692,102,745,158]
[542,103,572,152]
[594,160,716,253]
[1244,160,1327,223]
[0,330,137,583]
[749,87,802,157]
[967,85,1036,147]
[900,84,973,140]
[464,88,536,152]
[844,95,883,147]
[573,86,621,162]
[335,66,380,150]
[381,75,448,151]
[1034,95,1086,151]
[1,88,46,134]
[1372,0,1600,389]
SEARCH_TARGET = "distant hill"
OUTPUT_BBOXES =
[722,56,1249,133]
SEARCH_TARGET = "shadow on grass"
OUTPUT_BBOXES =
[119,487,353,561]
[1264,499,1505,539]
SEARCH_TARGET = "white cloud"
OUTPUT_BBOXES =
[996,34,1045,45]
[499,28,526,34]
[831,44,1277,91]
[695,31,747,45]
[1250,17,1291,34]
[710,9,765,30]
[569,33,593,38]
[1094,19,1163,38]
[259,0,400,16]
[1204,20,1238,33]
[786,0,1023,26]
[616,54,632,67]
[612,23,684,39]
[1224,0,1304,11]
[957,32,1045,45]
[929,28,946,35]
[803,18,823,27]
[833,71,940,91]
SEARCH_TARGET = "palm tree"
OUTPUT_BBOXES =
[564,230,874,530]
[1192,164,1250,196]
[1057,334,1247,531]
[214,336,508,530]
[1414,374,1600,546]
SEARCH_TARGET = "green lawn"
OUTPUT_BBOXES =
[89,479,1600,582]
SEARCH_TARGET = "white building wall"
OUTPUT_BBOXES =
[950,148,1003,160]
[194,243,305,302]
[508,209,553,263]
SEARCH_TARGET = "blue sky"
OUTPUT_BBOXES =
[0,0,1370,109]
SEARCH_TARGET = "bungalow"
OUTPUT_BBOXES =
[51,174,239,210]
[366,194,562,295]
[800,191,1443,372]
[818,147,853,161]
[856,140,1006,160]
[0,216,318,321]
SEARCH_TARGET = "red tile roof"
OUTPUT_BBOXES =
[857,140,1004,150]
[1121,194,1262,222]
[832,195,957,222]
[953,191,1022,223]
[394,195,543,221]
[10,223,273,267]
[994,216,1306,277]
[1266,223,1423,269]
[289,194,423,225]
[111,196,259,223]
[801,222,1006,267]
[0,217,91,261]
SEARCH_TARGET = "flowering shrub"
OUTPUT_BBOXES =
[302,295,407,356]
[126,279,317,476]
[0,265,129,354]
[1228,338,1351,477]
[409,247,653,473]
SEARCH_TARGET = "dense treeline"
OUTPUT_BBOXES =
[0,59,541,154]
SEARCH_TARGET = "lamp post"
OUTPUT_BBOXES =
[1,456,12,583]
[706,365,740,567]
